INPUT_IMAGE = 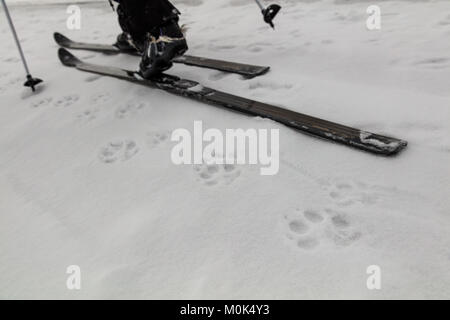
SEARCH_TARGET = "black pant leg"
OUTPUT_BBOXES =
[117,0,179,41]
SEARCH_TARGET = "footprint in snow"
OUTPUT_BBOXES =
[98,140,139,164]
[30,97,53,108]
[146,130,171,149]
[285,208,360,250]
[326,179,405,208]
[90,92,111,105]
[193,161,241,187]
[115,101,147,119]
[54,94,79,107]
[76,108,99,123]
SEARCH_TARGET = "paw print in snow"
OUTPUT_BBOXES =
[54,94,79,107]
[286,209,325,250]
[285,208,361,250]
[30,97,53,108]
[90,92,111,105]
[193,162,241,186]
[146,130,171,149]
[327,180,399,207]
[115,101,147,119]
[76,108,99,123]
[327,210,362,246]
[98,140,139,164]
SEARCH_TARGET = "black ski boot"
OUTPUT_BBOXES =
[139,19,188,79]
[114,32,142,53]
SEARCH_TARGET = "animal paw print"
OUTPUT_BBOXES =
[30,97,53,108]
[326,209,362,246]
[76,108,99,123]
[285,209,325,250]
[98,140,139,164]
[115,101,147,119]
[90,92,111,105]
[146,130,171,149]
[327,180,387,207]
[285,208,361,250]
[54,94,79,107]
[327,211,362,247]
[193,162,241,186]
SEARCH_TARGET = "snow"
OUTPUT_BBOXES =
[359,131,404,152]
[1,0,450,299]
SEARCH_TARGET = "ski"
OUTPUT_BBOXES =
[58,48,407,156]
[54,32,270,78]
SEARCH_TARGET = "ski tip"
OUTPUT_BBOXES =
[54,32,71,46]
[58,48,81,67]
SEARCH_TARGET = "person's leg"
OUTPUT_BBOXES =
[116,0,180,51]
[114,0,188,78]
[139,17,188,78]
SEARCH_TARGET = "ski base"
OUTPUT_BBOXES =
[54,32,270,78]
[58,48,407,156]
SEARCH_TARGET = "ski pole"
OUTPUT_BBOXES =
[253,0,281,29]
[1,0,43,92]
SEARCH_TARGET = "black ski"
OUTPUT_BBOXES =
[54,32,270,78]
[58,48,407,156]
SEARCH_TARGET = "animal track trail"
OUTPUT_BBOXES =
[98,140,139,164]
[285,208,325,250]
[54,94,79,108]
[76,108,99,123]
[91,92,111,105]
[146,130,171,149]
[285,208,361,250]
[326,180,402,208]
[193,162,241,186]
[115,101,147,119]
[30,97,53,108]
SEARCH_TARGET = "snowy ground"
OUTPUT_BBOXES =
[0,0,449,299]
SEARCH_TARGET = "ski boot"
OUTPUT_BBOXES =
[139,19,188,79]
[114,32,143,54]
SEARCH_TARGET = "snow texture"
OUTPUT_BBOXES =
[0,0,450,299]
